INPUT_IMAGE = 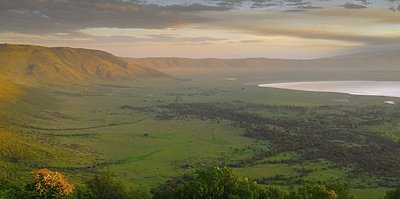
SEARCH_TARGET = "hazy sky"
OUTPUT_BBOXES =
[1,0,400,59]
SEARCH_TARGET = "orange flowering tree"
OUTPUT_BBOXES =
[32,168,74,199]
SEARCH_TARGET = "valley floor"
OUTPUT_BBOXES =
[1,76,400,199]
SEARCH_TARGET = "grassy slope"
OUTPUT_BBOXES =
[0,44,166,85]
[0,128,92,182]
[0,75,92,184]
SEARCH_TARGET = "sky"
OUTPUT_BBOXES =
[1,0,400,59]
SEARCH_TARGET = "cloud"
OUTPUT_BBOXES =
[342,2,367,9]
[239,39,263,43]
[201,8,400,47]
[2,0,400,58]
[0,30,228,50]
[212,0,318,10]
[390,4,400,11]
[210,0,400,10]
[1,0,399,35]
[241,25,400,45]
[0,0,229,34]
[356,0,371,5]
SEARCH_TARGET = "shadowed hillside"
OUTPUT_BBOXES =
[0,75,23,115]
[0,44,167,84]
[0,75,22,101]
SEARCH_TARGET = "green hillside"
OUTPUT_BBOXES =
[0,44,169,184]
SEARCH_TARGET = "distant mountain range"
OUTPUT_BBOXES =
[1,43,399,100]
[2,44,399,83]
[130,49,400,74]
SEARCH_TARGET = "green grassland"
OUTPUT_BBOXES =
[1,75,400,198]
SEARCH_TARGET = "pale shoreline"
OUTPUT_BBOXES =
[258,81,400,98]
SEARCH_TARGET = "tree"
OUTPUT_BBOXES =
[295,184,337,199]
[84,172,128,199]
[326,183,354,199]
[258,186,286,199]
[152,166,357,199]
[73,172,152,199]
[153,166,266,199]
[31,168,75,199]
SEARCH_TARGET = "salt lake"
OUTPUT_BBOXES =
[258,81,400,98]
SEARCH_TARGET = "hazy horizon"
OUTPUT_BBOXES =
[6,42,400,60]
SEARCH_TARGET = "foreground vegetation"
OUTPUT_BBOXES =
[4,166,398,199]
[158,102,400,178]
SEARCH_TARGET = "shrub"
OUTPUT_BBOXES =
[127,187,152,199]
[0,180,33,199]
[258,186,286,199]
[384,187,400,199]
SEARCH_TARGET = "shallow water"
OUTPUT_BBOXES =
[258,81,400,98]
